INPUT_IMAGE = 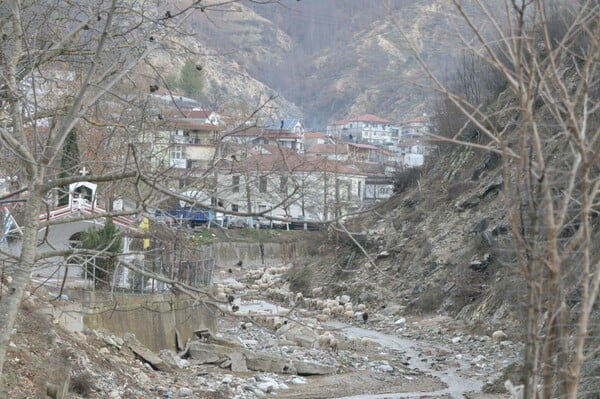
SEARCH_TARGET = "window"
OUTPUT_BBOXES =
[358,181,362,198]
[231,204,239,212]
[170,145,184,160]
[259,176,268,193]
[232,175,240,192]
[279,176,288,192]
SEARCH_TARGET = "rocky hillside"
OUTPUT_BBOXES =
[164,0,473,127]
[293,145,515,328]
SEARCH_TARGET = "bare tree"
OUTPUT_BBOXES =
[0,0,285,388]
[401,1,600,397]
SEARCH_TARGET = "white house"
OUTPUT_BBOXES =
[326,114,395,145]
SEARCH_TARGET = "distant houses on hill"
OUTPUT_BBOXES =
[154,106,435,222]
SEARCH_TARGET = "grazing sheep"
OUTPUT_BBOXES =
[318,332,332,347]
[344,310,355,321]
[357,303,366,312]
[315,299,324,310]
[316,314,329,323]
[318,332,339,353]
[492,330,508,342]
[216,292,227,301]
[333,305,344,316]
[329,337,339,353]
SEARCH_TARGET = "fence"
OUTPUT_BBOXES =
[46,247,216,294]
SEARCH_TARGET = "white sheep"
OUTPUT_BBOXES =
[492,330,508,342]
[344,310,355,321]
[333,305,344,315]
[315,299,324,310]
[318,332,338,353]
[216,292,227,301]
[316,314,329,323]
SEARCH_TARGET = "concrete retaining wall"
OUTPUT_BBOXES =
[60,290,216,352]
[207,241,308,268]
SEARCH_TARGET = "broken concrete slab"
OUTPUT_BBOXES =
[187,342,233,364]
[229,352,249,372]
[275,322,318,348]
[123,334,171,372]
[245,351,290,373]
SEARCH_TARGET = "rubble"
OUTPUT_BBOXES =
[3,272,523,399]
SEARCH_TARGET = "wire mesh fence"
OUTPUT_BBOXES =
[21,247,215,296]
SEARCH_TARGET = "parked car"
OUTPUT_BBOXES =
[255,217,272,229]
[225,216,248,229]
[288,216,322,231]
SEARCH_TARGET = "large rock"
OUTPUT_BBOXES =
[245,351,290,373]
[276,322,319,348]
[292,360,337,375]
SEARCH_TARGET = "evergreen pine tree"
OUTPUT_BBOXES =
[179,59,203,98]
[58,129,81,206]
[80,218,122,289]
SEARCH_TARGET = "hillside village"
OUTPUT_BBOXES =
[144,96,436,225]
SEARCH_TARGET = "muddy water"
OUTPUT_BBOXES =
[327,321,484,399]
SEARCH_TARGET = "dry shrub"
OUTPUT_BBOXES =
[288,264,312,295]
[452,261,486,311]
[411,285,445,314]
[393,167,422,193]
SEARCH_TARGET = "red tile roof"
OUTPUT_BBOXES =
[39,203,136,229]
[348,143,379,150]
[304,131,327,139]
[169,119,223,131]
[222,153,370,176]
[306,143,347,155]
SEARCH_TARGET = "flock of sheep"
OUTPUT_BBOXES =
[215,264,377,353]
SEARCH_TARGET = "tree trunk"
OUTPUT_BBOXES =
[0,185,42,388]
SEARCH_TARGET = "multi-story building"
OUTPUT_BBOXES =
[326,114,396,145]
[165,109,224,170]
[214,148,370,221]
